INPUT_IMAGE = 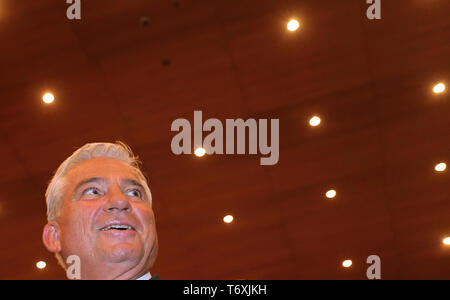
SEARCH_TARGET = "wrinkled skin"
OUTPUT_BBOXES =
[43,157,158,279]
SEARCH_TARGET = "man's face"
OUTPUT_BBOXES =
[49,157,158,279]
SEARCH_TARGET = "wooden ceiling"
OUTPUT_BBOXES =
[0,0,449,279]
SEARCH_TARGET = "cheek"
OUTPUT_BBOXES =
[135,205,156,235]
[62,202,100,238]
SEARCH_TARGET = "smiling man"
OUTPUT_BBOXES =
[42,142,159,280]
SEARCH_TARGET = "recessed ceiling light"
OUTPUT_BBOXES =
[443,237,450,245]
[42,92,54,104]
[139,16,151,27]
[326,189,337,199]
[36,261,46,269]
[342,259,352,268]
[162,59,170,67]
[223,215,234,224]
[309,116,321,127]
[435,162,447,172]
[194,147,206,157]
[433,82,446,94]
[287,19,300,32]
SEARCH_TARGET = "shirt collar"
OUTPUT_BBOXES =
[136,272,152,280]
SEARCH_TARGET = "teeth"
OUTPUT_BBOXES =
[101,225,132,231]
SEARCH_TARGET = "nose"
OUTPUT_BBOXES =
[103,184,132,214]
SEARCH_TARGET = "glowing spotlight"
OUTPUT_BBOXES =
[42,93,54,104]
[435,162,447,172]
[433,83,446,94]
[309,116,321,127]
[194,147,206,157]
[443,237,450,246]
[342,259,352,268]
[326,189,337,199]
[223,215,234,224]
[36,261,46,269]
[287,19,300,32]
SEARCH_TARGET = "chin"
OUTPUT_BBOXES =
[104,243,142,263]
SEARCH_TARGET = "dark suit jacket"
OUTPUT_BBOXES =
[150,274,161,280]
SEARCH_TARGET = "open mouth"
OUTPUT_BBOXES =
[100,224,135,231]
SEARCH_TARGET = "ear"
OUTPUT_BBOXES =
[42,222,62,253]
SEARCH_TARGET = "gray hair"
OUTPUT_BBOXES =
[45,141,152,221]
[45,141,152,270]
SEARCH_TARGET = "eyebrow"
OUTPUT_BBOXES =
[120,178,146,192]
[73,177,106,195]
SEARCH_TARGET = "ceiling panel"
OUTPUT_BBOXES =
[0,0,449,280]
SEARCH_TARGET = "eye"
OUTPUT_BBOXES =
[127,189,142,198]
[82,187,102,196]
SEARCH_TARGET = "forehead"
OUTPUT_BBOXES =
[66,157,140,185]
